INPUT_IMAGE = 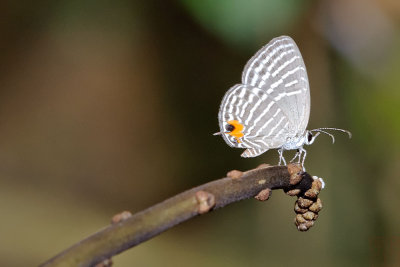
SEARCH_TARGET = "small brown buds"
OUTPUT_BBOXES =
[227,170,243,179]
[196,191,216,214]
[289,175,325,232]
[256,163,271,169]
[255,188,271,201]
[287,163,303,185]
[302,211,316,220]
[304,188,319,198]
[95,259,113,267]
[294,203,308,214]
[297,197,313,208]
[286,189,301,196]
[312,178,323,191]
[296,214,307,224]
[102,211,134,266]
[309,198,323,213]
[111,211,132,224]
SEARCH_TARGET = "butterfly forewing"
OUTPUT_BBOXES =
[241,36,310,134]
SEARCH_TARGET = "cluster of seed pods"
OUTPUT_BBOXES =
[286,173,324,231]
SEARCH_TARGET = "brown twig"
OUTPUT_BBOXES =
[40,163,316,267]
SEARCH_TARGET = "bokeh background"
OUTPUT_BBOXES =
[1,0,399,266]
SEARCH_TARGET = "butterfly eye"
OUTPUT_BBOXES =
[225,124,235,132]
[307,132,313,142]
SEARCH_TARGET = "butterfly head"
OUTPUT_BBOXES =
[304,131,320,145]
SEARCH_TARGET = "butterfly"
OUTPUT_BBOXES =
[214,36,351,166]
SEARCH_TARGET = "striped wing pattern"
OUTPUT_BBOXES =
[218,36,310,157]
[218,84,291,156]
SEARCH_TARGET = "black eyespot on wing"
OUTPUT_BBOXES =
[225,124,235,132]
[307,132,313,142]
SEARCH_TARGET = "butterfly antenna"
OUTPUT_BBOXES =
[316,128,352,138]
[310,129,336,143]
[311,127,352,144]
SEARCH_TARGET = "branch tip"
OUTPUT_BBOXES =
[290,174,324,232]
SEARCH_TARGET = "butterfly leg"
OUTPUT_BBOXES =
[278,148,287,166]
[300,147,307,170]
[297,149,303,163]
[290,149,300,163]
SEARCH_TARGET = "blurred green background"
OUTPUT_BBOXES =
[1,0,399,266]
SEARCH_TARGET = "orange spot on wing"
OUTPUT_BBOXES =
[227,120,244,143]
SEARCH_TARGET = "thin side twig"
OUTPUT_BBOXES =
[40,163,312,267]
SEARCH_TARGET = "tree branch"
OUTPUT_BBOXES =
[40,163,318,267]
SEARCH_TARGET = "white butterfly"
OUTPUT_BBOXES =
[214,36,351,166]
